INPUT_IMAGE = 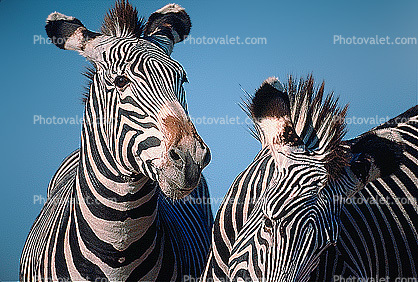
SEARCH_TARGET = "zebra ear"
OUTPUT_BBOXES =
[345,133,403,196]
[143,4,191,55]
[45,12,100,51]
[250,77,303,148]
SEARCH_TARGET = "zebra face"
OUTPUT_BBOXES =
[229,160,341,282]
[45,2,210,199]
[89,39,210,198]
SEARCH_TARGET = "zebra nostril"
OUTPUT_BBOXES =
[169,149,181,162]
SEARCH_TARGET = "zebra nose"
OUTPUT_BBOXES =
[168,145,211,169]
[168,147,184,167]
[167,145,209,188]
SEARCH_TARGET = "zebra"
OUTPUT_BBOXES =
[311,109,418,280]
[201,75,418,281]
[20,2,213,281]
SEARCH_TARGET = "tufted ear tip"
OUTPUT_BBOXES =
[45,12,100,51]
[144,3,191,53]
[46,12,78,23]
[155,3,186,15]
[262,77,285,93]
[46,12,83,49]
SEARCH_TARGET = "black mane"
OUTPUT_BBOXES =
[101,0,145,38]
[287,75,348,178]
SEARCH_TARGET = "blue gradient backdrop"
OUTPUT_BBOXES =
[0,0,417,279]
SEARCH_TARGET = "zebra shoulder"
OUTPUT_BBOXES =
[20,151,78,280]
[47,149,80,198]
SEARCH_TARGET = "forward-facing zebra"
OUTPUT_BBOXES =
[20,2,213,281]
[201,76,418,281]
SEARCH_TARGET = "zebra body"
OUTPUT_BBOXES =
[202,76,418,281]
[21,2,212,281]
[312,109,418,281]
[21,149,212,281]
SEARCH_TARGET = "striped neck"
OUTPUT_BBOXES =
[73,118,162,260]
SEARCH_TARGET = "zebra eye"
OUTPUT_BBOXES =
[114,75,130,88]
[263,216,273,231]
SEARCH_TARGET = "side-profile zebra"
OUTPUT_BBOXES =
[20,2,213,281]
[201,75,418,281]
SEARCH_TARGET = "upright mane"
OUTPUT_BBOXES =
[246,75,349,178]
[101,0,145,38]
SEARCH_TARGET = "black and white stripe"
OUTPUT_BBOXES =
[312,110,418,281]
[202,76,418,281]
[21,2,212,281]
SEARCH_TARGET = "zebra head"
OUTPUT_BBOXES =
[229,76,403,281]
[44,1,210,199]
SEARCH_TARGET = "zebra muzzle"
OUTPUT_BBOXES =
[157,143,210,199]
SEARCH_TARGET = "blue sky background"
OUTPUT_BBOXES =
[0,0,417,280]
